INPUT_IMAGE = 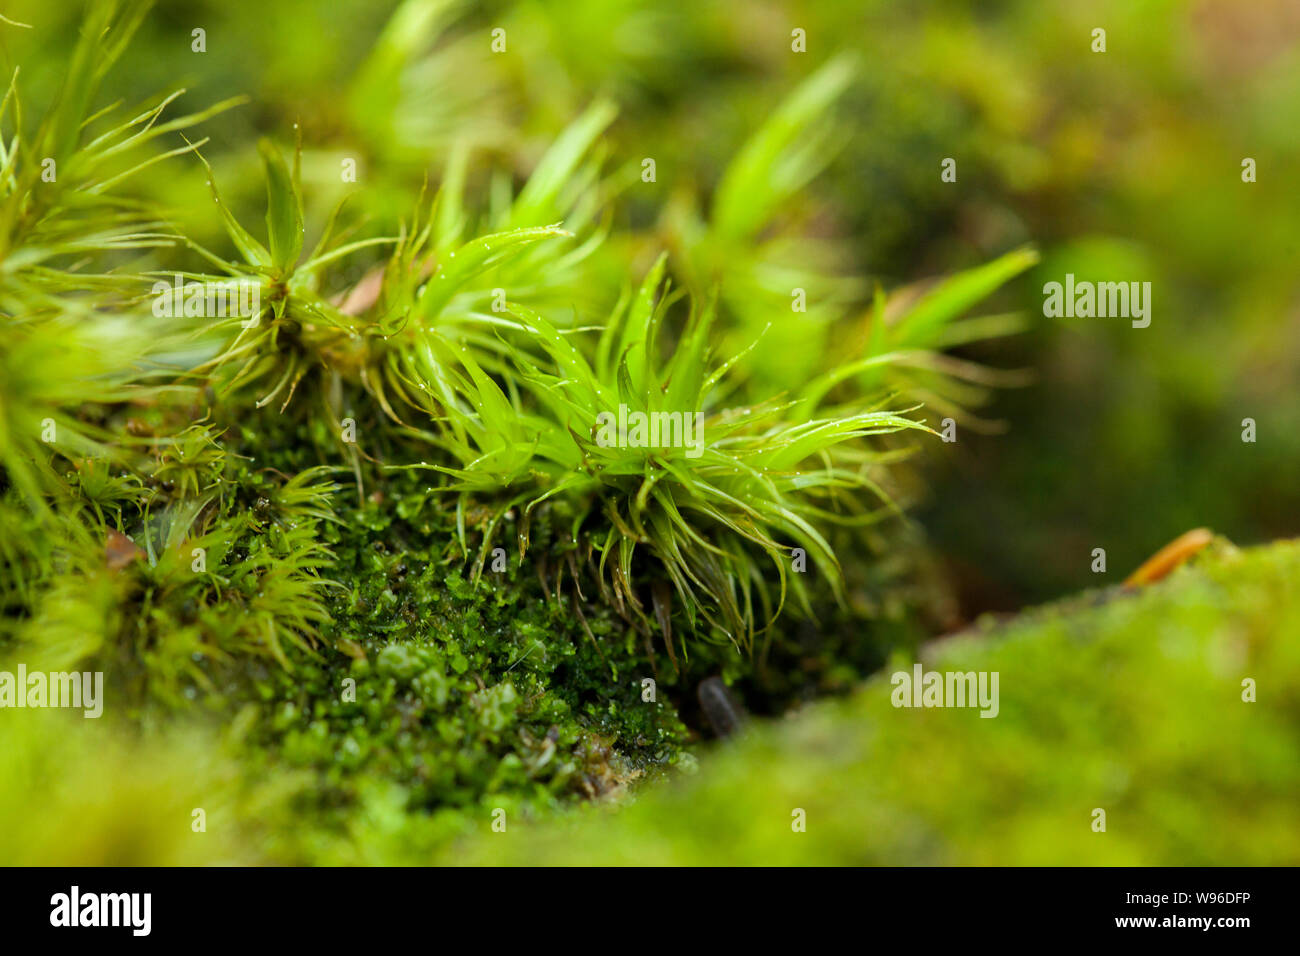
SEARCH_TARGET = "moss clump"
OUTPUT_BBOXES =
[0,2,1027,863]
[234,458,694,862]
[5,394,919,863]
[223,405,944,860]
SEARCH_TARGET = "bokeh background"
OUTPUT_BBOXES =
[6,0,1298,614]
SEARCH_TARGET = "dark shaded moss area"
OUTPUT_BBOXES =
[217,412,677,855]
[245,483,692,825]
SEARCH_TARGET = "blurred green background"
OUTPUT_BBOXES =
[5,0,1297,612]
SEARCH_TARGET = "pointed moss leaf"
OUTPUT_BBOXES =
[712,53,857,241]
[893,246,1039,350]
[417,225,570,319]
[511,100,616,228]
[259,138,304,273]
[193,146,270,268]
[663,292,715,414]
[615,253,667,397]
[511,305,613,411]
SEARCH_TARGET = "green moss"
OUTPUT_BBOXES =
[7,0,1210,867]
[216,431,687,861]
[195,401,931,860]
[1,389,938,861]
[0,710,276,866]
[439,539,1300,865]
[8,464,1296,864]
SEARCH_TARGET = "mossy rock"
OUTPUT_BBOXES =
[439,538,1300,865]
[11,535,1294,864]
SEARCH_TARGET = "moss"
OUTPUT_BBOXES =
[5,0,1199,867]
[196,400,932,861]
[217,418,686,860]
[0,710,277,866]
[3,373,919,862]
[438,539,1300,865]
[8,503,1295,864]
[3,386,940,861]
